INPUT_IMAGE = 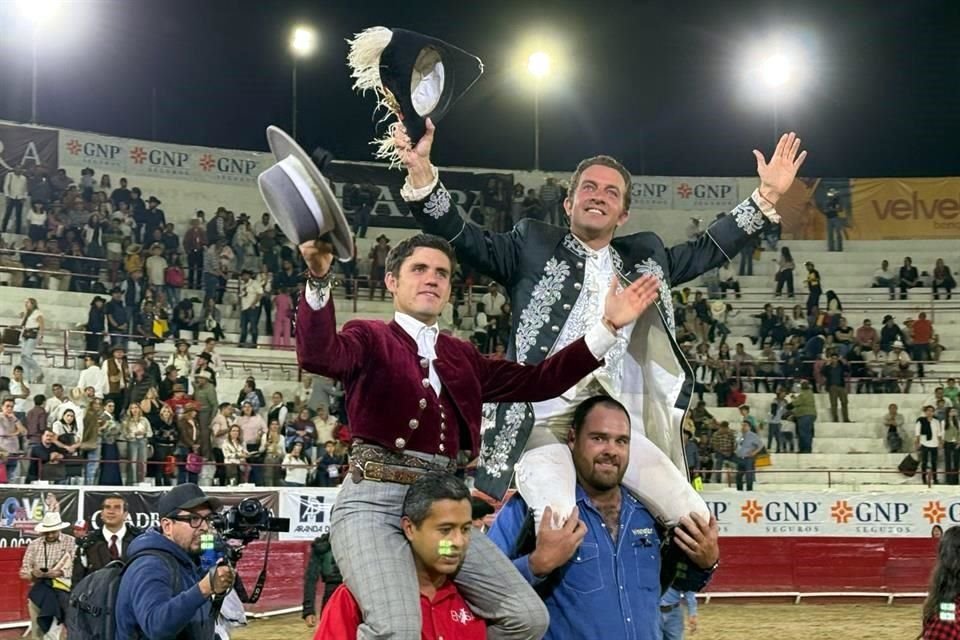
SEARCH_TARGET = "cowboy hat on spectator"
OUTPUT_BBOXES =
[35,512,72,533]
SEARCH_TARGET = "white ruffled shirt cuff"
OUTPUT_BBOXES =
[751,188,781,224]
[584,320,619,360]
[400,166,441,202]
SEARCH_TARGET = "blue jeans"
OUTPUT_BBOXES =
[827,217,845,251]
[736,456,756,490]
[203,273,219,302]
[661,606,685,640]
[20,337,42,382]
[84,447,101,484]
[240,307,260,345]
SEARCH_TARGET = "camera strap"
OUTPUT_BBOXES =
[234,530,273,604]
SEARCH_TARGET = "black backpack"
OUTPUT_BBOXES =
[66,549,180,640]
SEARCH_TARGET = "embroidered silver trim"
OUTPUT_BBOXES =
[423,186,452,220]
[561,234,624,275]
[478,403,528,478]
[634,257,676,333]
[731,199,765,234]
[515,257,571,364]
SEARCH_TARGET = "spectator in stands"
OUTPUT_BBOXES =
[258,419,285,486]
[932,258,955,300]
[822,352,850,423]
[17,298,45,384]
[176,404,202,484]
[738,234,757,276]
[520,188,544,220]
[201,298,225,341]
[734,420,763,491]
[236,401,266,482]
[732,343,755,384]
[538,176,562,226]
[97,399,123,485]
[912,312,934,378]
[755,346,781,392]
[202,239,226,302]
[773,246,795,298]
[237,269,263,348]
[172,299,199,340]
[257,263,274,337]
[944,407,959,486]
[822,188,844,251]
[855,318,877,350]
[144,197,166,244]
[898,256,920,300]
[717,261,741,299]
[885,341,913,392]
[945,379,960,407]
[871,259,896,299]
[282,441,311,486]
[710,421,736,483]
[10,365,31,425]
[109,177,131,209]
[804,261,822,314]
[232,217,256,271]
[916,405,944,486]
[791,382,817,454]
[183,218,207,289]
[222,424,249,485]
[368,234,391,301]
[145,243,168,293]
[206,207,225,244]
[2,166,28,234]
[129,188,147,242]
[883,403,905,453]
[26,202,48,242]
[880,315,906,352]
[150,404,178,485]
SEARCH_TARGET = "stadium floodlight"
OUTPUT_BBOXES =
[289,25,318,140]
[290,25,317,58]
[527,51,551,79]
[739,33,814,143]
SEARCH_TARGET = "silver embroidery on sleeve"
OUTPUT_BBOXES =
[731,199,765,234]
[515,257,571,364]
[423,186,452,220]
[634,258,676,334]
[478,403,528,478]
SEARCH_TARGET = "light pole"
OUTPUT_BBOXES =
[289,25,317,141]
[17,0,62,124]
[527,51,550,171]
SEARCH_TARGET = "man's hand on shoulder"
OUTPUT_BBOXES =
[674,512,719,570]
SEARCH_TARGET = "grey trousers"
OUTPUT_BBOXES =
[330,475,549,640]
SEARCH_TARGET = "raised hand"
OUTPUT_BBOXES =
[603,275,661,330]
[298,237,335,278]
[752,132,808,205]
[393,119,436,189]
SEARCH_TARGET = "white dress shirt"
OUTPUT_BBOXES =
[102,524,127,557]
[78,365,108,398]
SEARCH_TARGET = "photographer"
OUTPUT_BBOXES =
[115,483,235,639]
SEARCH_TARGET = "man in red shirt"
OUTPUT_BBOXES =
[912,311,934,379]
[316,473,486,640]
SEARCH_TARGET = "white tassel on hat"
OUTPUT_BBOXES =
[346,27,405,167]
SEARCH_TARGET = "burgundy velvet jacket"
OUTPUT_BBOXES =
[296,295,603,457]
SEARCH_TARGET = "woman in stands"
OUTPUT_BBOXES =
[18,298,45,384]
[774,246,795,298]
[149,403,178,485]
[282,440,311,486]
[222,424,249,486]
[202,297,226,341]
[26,203,47,242]
[922,526,960,639]
[167,339,193,388]
[933,258,956,301]
[258,419,285,486]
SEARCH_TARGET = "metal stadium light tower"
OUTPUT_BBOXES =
[17,0,63,124]
[289,25,318,141]
[527,51,551,171]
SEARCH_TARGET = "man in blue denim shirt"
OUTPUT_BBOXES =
[487,396,719,640]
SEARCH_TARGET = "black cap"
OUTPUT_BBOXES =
[157,483,223,518]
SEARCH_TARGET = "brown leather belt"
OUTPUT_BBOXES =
[350,442,456,485]
[660,603,679,613]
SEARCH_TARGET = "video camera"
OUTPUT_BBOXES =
[202,498,290,604]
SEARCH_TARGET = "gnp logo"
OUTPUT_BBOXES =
[294,494,330,535]
[831,499,913,535]
[197,153,258,176]
[920,500,960,526]
[65,138,122,160]
[130,146,190,169]
[739,499,821,534]
[677,183,733,200]
[632,182,669,199]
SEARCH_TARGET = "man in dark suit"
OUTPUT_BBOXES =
[397,119,807,532]
[295,232,658,640]
[72,494,141,585]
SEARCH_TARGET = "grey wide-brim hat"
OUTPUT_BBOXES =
[258,126,354,260]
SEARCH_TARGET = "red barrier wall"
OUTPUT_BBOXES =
[708,537,938,593]
[0,537,939,625]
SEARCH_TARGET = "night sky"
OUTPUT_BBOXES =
[1,0,958,178]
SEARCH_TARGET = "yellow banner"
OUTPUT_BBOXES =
[849,178,960,239]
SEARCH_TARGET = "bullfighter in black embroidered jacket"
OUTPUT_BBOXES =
[396,119,807,537]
